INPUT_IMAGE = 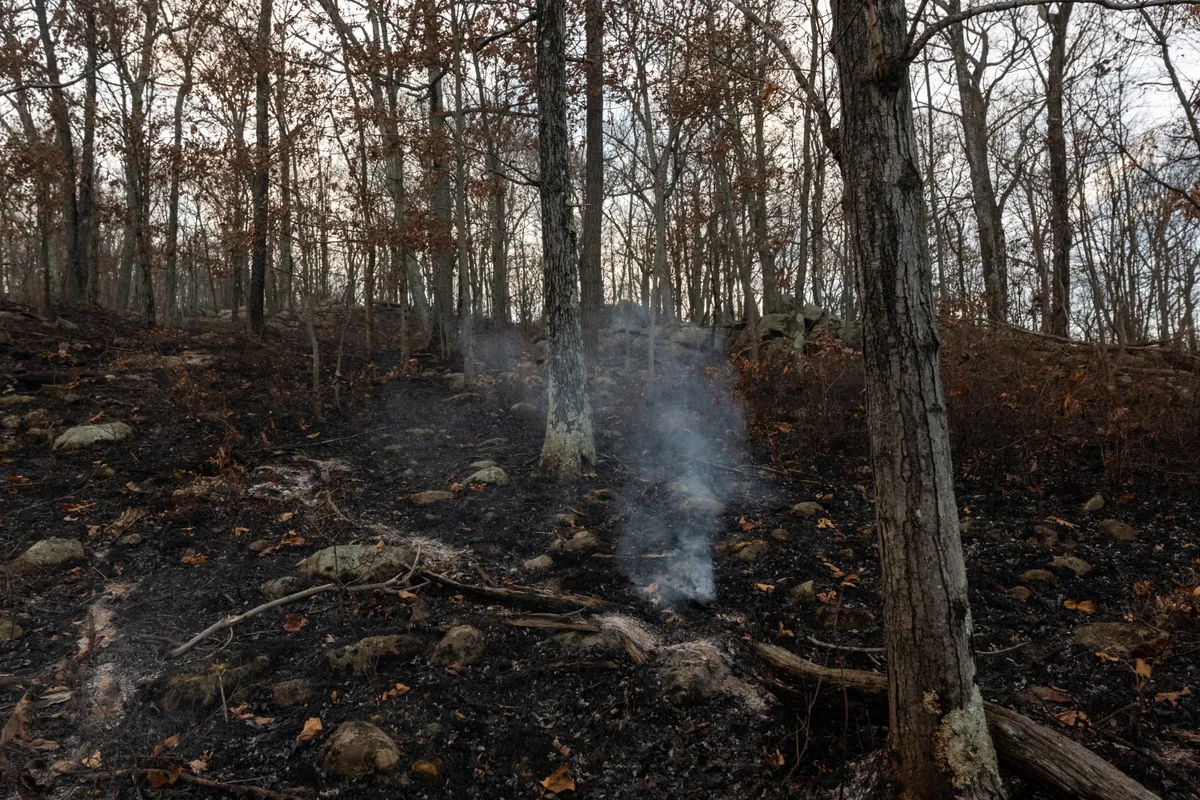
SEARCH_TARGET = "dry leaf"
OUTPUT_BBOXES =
[1030,686,1070,703]
[297,717,323,741]
[280,512,294,522]
[163,733,180,748]
[1096,651,1121,663]
[189,757,208,773]
[1155,687,1191,707]
[539,764,576,794]
[1053,710,1088,728]
[81,749,103,769]
[283,615,308,633]
[763,748,786,768]
[179,551,208,566]
[1046,516,1078,529]
[753,583,775,593]
[642,583,658,595]
[147,770,170,788]
[1135,658,1152,680]
[381,683,409,701]
[1064,599,1096,613]
[169,763,183,783]
[0,693,33,755]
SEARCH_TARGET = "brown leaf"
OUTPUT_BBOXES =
[763,748,786,768]
[1053,710,1088,728]
[1155,687,1191,707]
[179,551,208,566]
[1135,658,1152,680]
[162,733,180,748]
[1064,599,1096,613]
[539,764,576,794]
[0,693,33,757]
[283,615,308,633]
[297,717,323,742]
[81,749,103,769]
[147,770,170,788]
[169,763,183,784]
[1030,686,1070,703]
[753,583,774,593]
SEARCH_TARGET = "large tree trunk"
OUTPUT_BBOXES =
[536,0,595,476]
[579,0,605,351]
[249,0,272,335]
[830,0,1005,794]
[451,4,473,383]
[487,147,509,322]
[166,55,194,326]
[946,1,1008,322]
[80,8,98,303]
[1046,3,1072,338]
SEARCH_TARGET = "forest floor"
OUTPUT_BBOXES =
[0,301,1198,799]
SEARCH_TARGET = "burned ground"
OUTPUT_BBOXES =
[0,304,1197,799]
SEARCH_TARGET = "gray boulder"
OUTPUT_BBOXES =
[53,422,133,451]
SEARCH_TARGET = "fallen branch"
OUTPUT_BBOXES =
[752,642,1158,800]
[418,568,610,614]
[171,551,422,658]
[504,617,602,633]
[74,768,305,799]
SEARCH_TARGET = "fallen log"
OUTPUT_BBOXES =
[752,642,1159,800]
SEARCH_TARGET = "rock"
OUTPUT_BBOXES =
[117,533,143,548]
[248,540,272,553]
[1098,519,1136,542]
[0,395,35,409]
[53,422,133,451]
[1019,569,1057,587]
[412,759,443,785]
[447,373,468,392]
[550,530,600,553]
[23,428,49,445]
[465,466,509,486]
[523,554,553,572]
[1,414,20,430]
[792,501,824,517]
[468,460,497,470]
[0,619,24,640]
[733,541,767,563]
[261,576,308,599]
[479,437,507,448]
[682,495,726,516]
[299,545,414,584]
[54,317,79,330]
[325,634,423,676]
[272,679,313,707]
[1072,623,1166,656]
[162,656,270,712]
[657,641,733,707]
[321,721,402,781]
[430,625,485,666]
[584,488,613,504]
[1032,525,1059,550]
[788,580,816,602]
[411,490,454,506]
[2,537,85,575]
[837,548,856,560]
[1084,493,1105,512]
[770,528,792,541]
[668,326,728,352]
[509,402,540,419]
[1050,555,1092,577]
[816,606,876,631]
[1009,586,1032,601]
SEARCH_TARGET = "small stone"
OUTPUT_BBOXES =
[0,619,24,640]
[479,437,507,448]
[657,641,735,708]
[788,580,815,602]
[325,634,423,676]
[1019,569,1057,586]
[411,490,455,506]
[523,554,553,572]
[584,488,613,504]
[117,533,143,548]
[272,679,313,707]
[248,539,272,553]
[465,466,509,486]
[2,538,85,575]
[411,759,442,785]
[1084,493,1105,512]
[682,495,726,516]
[769,528,791,541]
[447,373,467,392]
[836,548,855,560]
[1098,519,1136,542]
[261,576,307,599]
[54,317,79,330]
[1,414,20,430]
[23,428,48,444]
[509,402,539,419]
[1032,525,1059,550]
[1050,555,1092,577]
[321,721,401,781]
[733,542,767,563]
[792,501,824,517]
[468,460,497,469]
[816,606,876,631]
[1009,586,1032,601]
[162,656,270,712]
[97,466,117,480]
[430,625,485,666]
[52,422,133,451]
[550,530,599,553]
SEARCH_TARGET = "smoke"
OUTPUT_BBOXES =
[612,327,747,608]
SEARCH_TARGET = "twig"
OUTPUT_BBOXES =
[976,641,1028,656]
[807,636,884,654]
[171,554,422,658]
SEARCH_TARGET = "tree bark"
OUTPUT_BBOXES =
[579,0,605,352]
[166,51,194,326]
[249,0,272,335]
[1046,3,1072,338]
[830,0,1005,793]
[536,0,596,476]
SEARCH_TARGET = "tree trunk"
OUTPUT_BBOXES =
[166,55,193,326]
[536,0,596,476]
[1046,3,1072,338]
[80,9,98,303]
[429,65,456,352]
[249,0,272,335]
[946,1,1008,322]
[579,0,605,352]
[276,38,294,313]
[830,0,1005,794]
